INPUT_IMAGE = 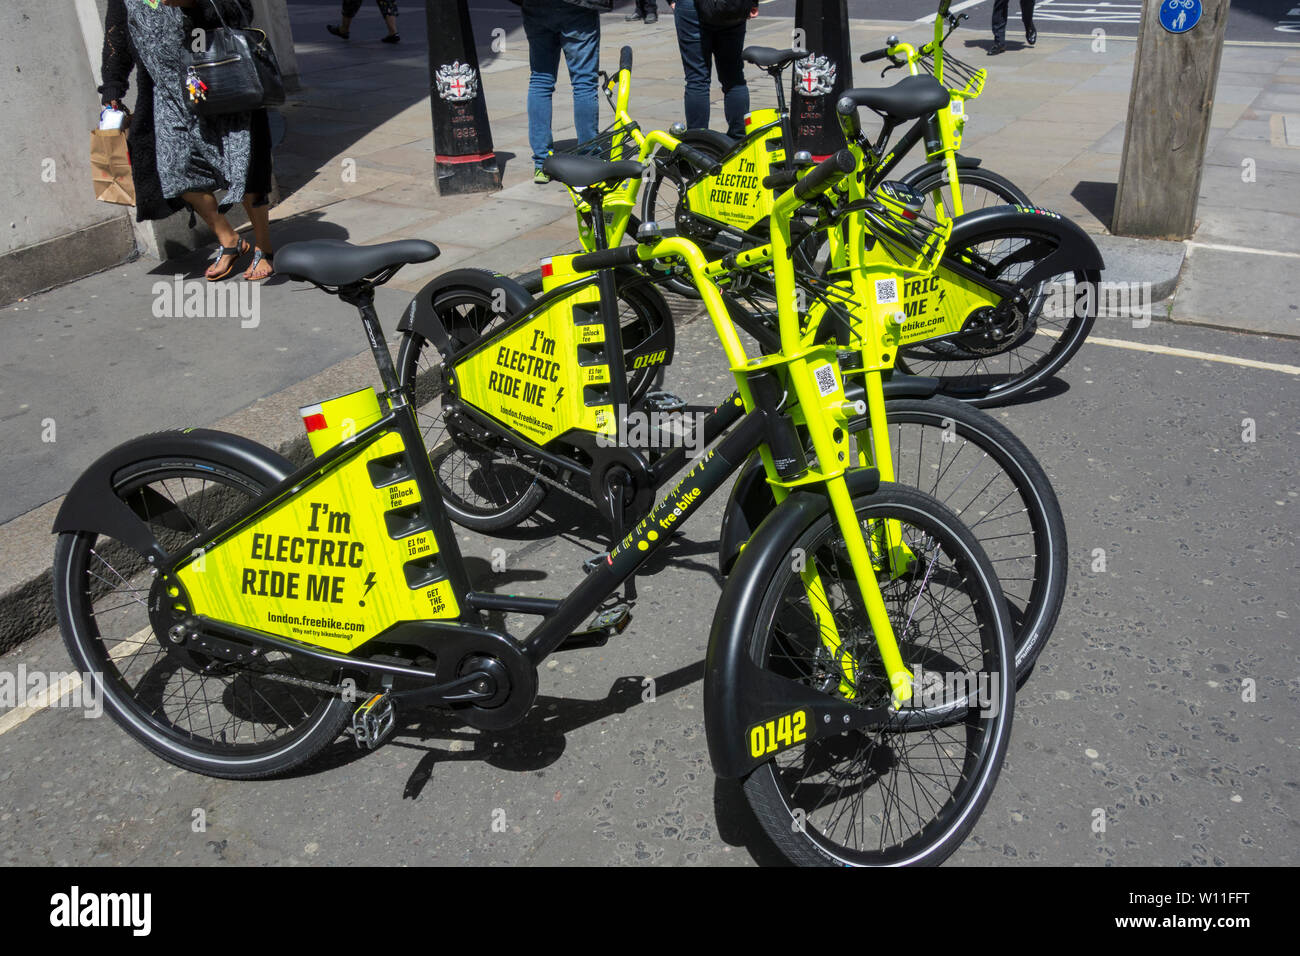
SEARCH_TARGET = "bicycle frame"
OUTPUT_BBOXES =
[155,172,916,709]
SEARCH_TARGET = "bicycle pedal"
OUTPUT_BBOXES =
[643,390,686,412]
[582,553,610,575]
[558,603,632,651]
[351,692,397,750]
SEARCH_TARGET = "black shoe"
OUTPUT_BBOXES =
[326,23,350,40]
[1026,26,1038,46]
[625,12,644,20]
[646,12,658,22]
[381,33,400,43]
[987,42,1005,56]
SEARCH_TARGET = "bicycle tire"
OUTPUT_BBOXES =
[53,456,353,780]
[896,222,1101,407]
[850,395,1067,681]
[737,482,1015,866]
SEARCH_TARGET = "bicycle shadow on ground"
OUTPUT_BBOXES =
[982,375,1070,408]
[390,659,707,797]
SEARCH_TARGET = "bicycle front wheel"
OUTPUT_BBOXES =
[855,394,1067,681]
[740,483,1015,866]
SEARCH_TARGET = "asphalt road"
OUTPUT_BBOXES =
[2,310,1296,866]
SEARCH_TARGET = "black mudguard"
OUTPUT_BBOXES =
[396,268,535,359]
[51,429,295,563]
[946,206,1106,284]
[716,377,934,573]
[704,468,880,780]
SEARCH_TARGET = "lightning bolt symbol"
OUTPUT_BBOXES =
[937,287,947,307]
[363,572,377,597]
[552,386,565,410]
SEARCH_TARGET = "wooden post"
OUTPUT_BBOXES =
[1112,0,1230,239]
[427,0,501,195]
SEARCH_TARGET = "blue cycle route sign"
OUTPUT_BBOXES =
[1160,0,1202,34]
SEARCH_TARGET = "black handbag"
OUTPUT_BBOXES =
[184,1,285,116]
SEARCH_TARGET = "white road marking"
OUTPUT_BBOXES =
[917,0,990,23]
[1185,241,1300,260]
[0,628,148,737]
[1040,329,1300,373]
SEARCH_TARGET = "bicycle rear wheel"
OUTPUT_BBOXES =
[53,456,353,779]
[739,484,1014,866]
[896,223,1100,406]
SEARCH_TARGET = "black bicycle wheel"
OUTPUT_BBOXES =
[397,286,547,532]
[53,457,353,780]
[851,395,1067,681]
[896,224,1101,407]
[739,483,1015,866]
[902,164,1031,225]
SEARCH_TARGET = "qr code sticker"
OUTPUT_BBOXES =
[875,278,899,304]
[814,363,838,397]
[951,99,963,115]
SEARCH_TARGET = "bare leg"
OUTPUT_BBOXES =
[242,195,274,280]
[384,14,398,36]
[183,191,244,279]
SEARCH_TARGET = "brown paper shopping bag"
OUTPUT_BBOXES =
[90,128,135,205]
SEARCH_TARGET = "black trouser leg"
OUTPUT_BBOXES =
[991,0,1010,43]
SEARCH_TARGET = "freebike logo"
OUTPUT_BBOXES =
[0,665,102,718]
[151,274,260,328]
[49,886,151,936]
[595,405,706,452]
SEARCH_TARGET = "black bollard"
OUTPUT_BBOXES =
[427,0,502,194]
[790,0,854,159]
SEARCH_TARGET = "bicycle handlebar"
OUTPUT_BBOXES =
[762,169,799,191]
[571,244,642,272]
[675,143,722,177]
[860,47,890,63]
[793,149,856,202]
[619,45,633,73]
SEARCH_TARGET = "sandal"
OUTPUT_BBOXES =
[243,248,274,282]
[205,238,250,281]
[327,24,350,39]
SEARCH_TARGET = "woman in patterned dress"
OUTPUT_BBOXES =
[99,0,276,280]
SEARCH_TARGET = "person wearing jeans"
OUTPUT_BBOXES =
[668,0,755,139]
[520,0,608,183]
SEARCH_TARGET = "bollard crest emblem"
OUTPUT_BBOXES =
[435,61,479,103]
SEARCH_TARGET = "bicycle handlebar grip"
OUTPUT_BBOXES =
[860,47,890,63]
[762,169,799,191]
[571,245,643,272]
[793,149,856,201]
[675,144,722,176]
[619,46,633,72]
